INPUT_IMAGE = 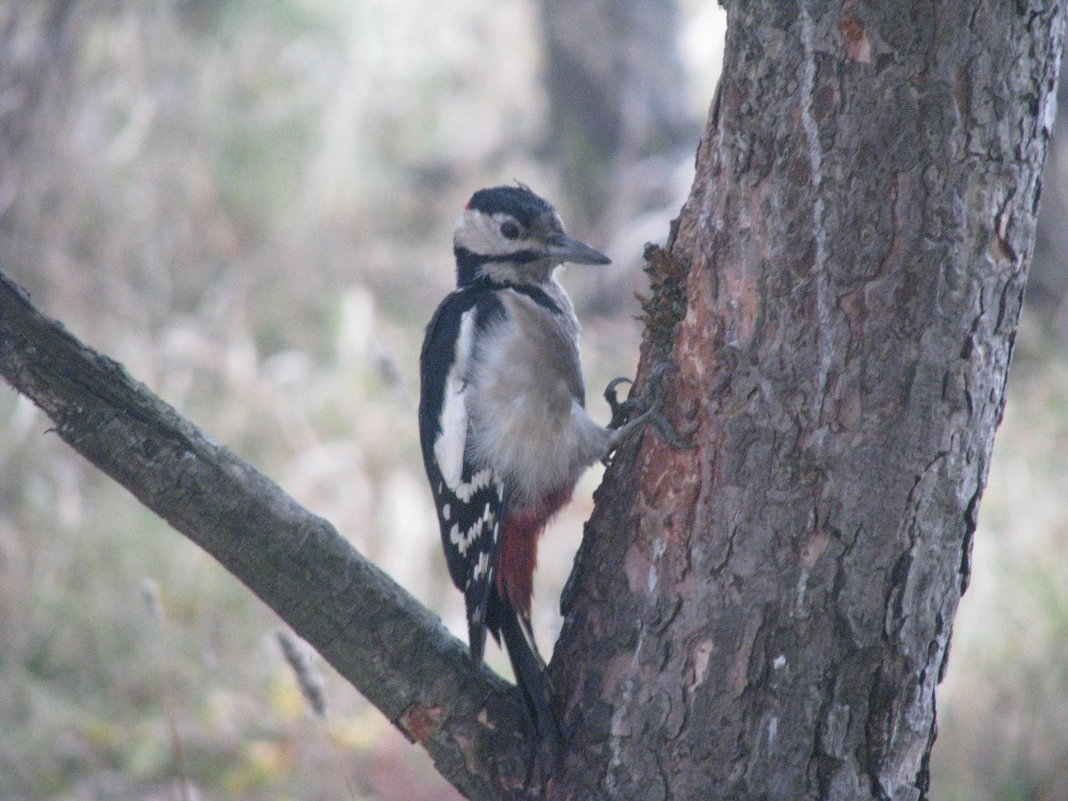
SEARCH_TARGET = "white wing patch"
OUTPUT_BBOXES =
[452,468,495,501]
[434,309,477,488]
[472,551,491,582]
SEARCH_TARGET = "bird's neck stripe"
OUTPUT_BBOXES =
[454,246,544,285]
[504,284,563,316]
[450,274,563,317]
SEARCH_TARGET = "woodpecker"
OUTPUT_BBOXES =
[418,185,684,748]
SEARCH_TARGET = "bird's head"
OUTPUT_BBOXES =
[453,185,610,287]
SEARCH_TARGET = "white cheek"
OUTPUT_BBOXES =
[454,209,539,256]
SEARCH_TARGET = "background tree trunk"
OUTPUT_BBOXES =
[539,0,695,231]
[538,0,704,318]
[552,3,1064,800]
[1026,49,1068,338]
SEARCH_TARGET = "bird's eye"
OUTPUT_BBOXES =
[500,221,521,239]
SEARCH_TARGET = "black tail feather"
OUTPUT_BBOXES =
[498,597,563,756]
[466,592,489,664]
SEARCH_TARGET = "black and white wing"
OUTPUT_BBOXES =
[418,287,506,661]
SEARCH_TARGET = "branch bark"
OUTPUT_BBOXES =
[0,271,535,801]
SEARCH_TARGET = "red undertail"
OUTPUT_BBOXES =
[497,486,574,618]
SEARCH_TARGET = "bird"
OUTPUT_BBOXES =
[418,184,686,751]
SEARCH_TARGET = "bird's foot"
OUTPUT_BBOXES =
[604,376,641,430]
[604,362,694,461]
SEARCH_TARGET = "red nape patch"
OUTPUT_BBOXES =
[498,487,574,617]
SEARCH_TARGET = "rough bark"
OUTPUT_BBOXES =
[552,2,1063,800]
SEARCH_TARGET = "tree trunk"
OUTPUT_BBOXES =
[551,3,1064,800]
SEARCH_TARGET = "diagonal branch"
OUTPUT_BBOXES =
[0,268,539,801]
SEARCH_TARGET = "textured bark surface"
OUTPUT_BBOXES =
[552,2,1064,800]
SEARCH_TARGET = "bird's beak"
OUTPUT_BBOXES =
[544,233,611,265]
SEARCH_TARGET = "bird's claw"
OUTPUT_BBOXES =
[640,362,694,449]
[649,405,694,449]
[603,362,694,459]
[605,376,639,429]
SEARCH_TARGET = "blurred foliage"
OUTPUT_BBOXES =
[1,1,1066,799]
[932,318,1068,801]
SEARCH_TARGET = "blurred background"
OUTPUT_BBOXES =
[0,3,1064,799]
